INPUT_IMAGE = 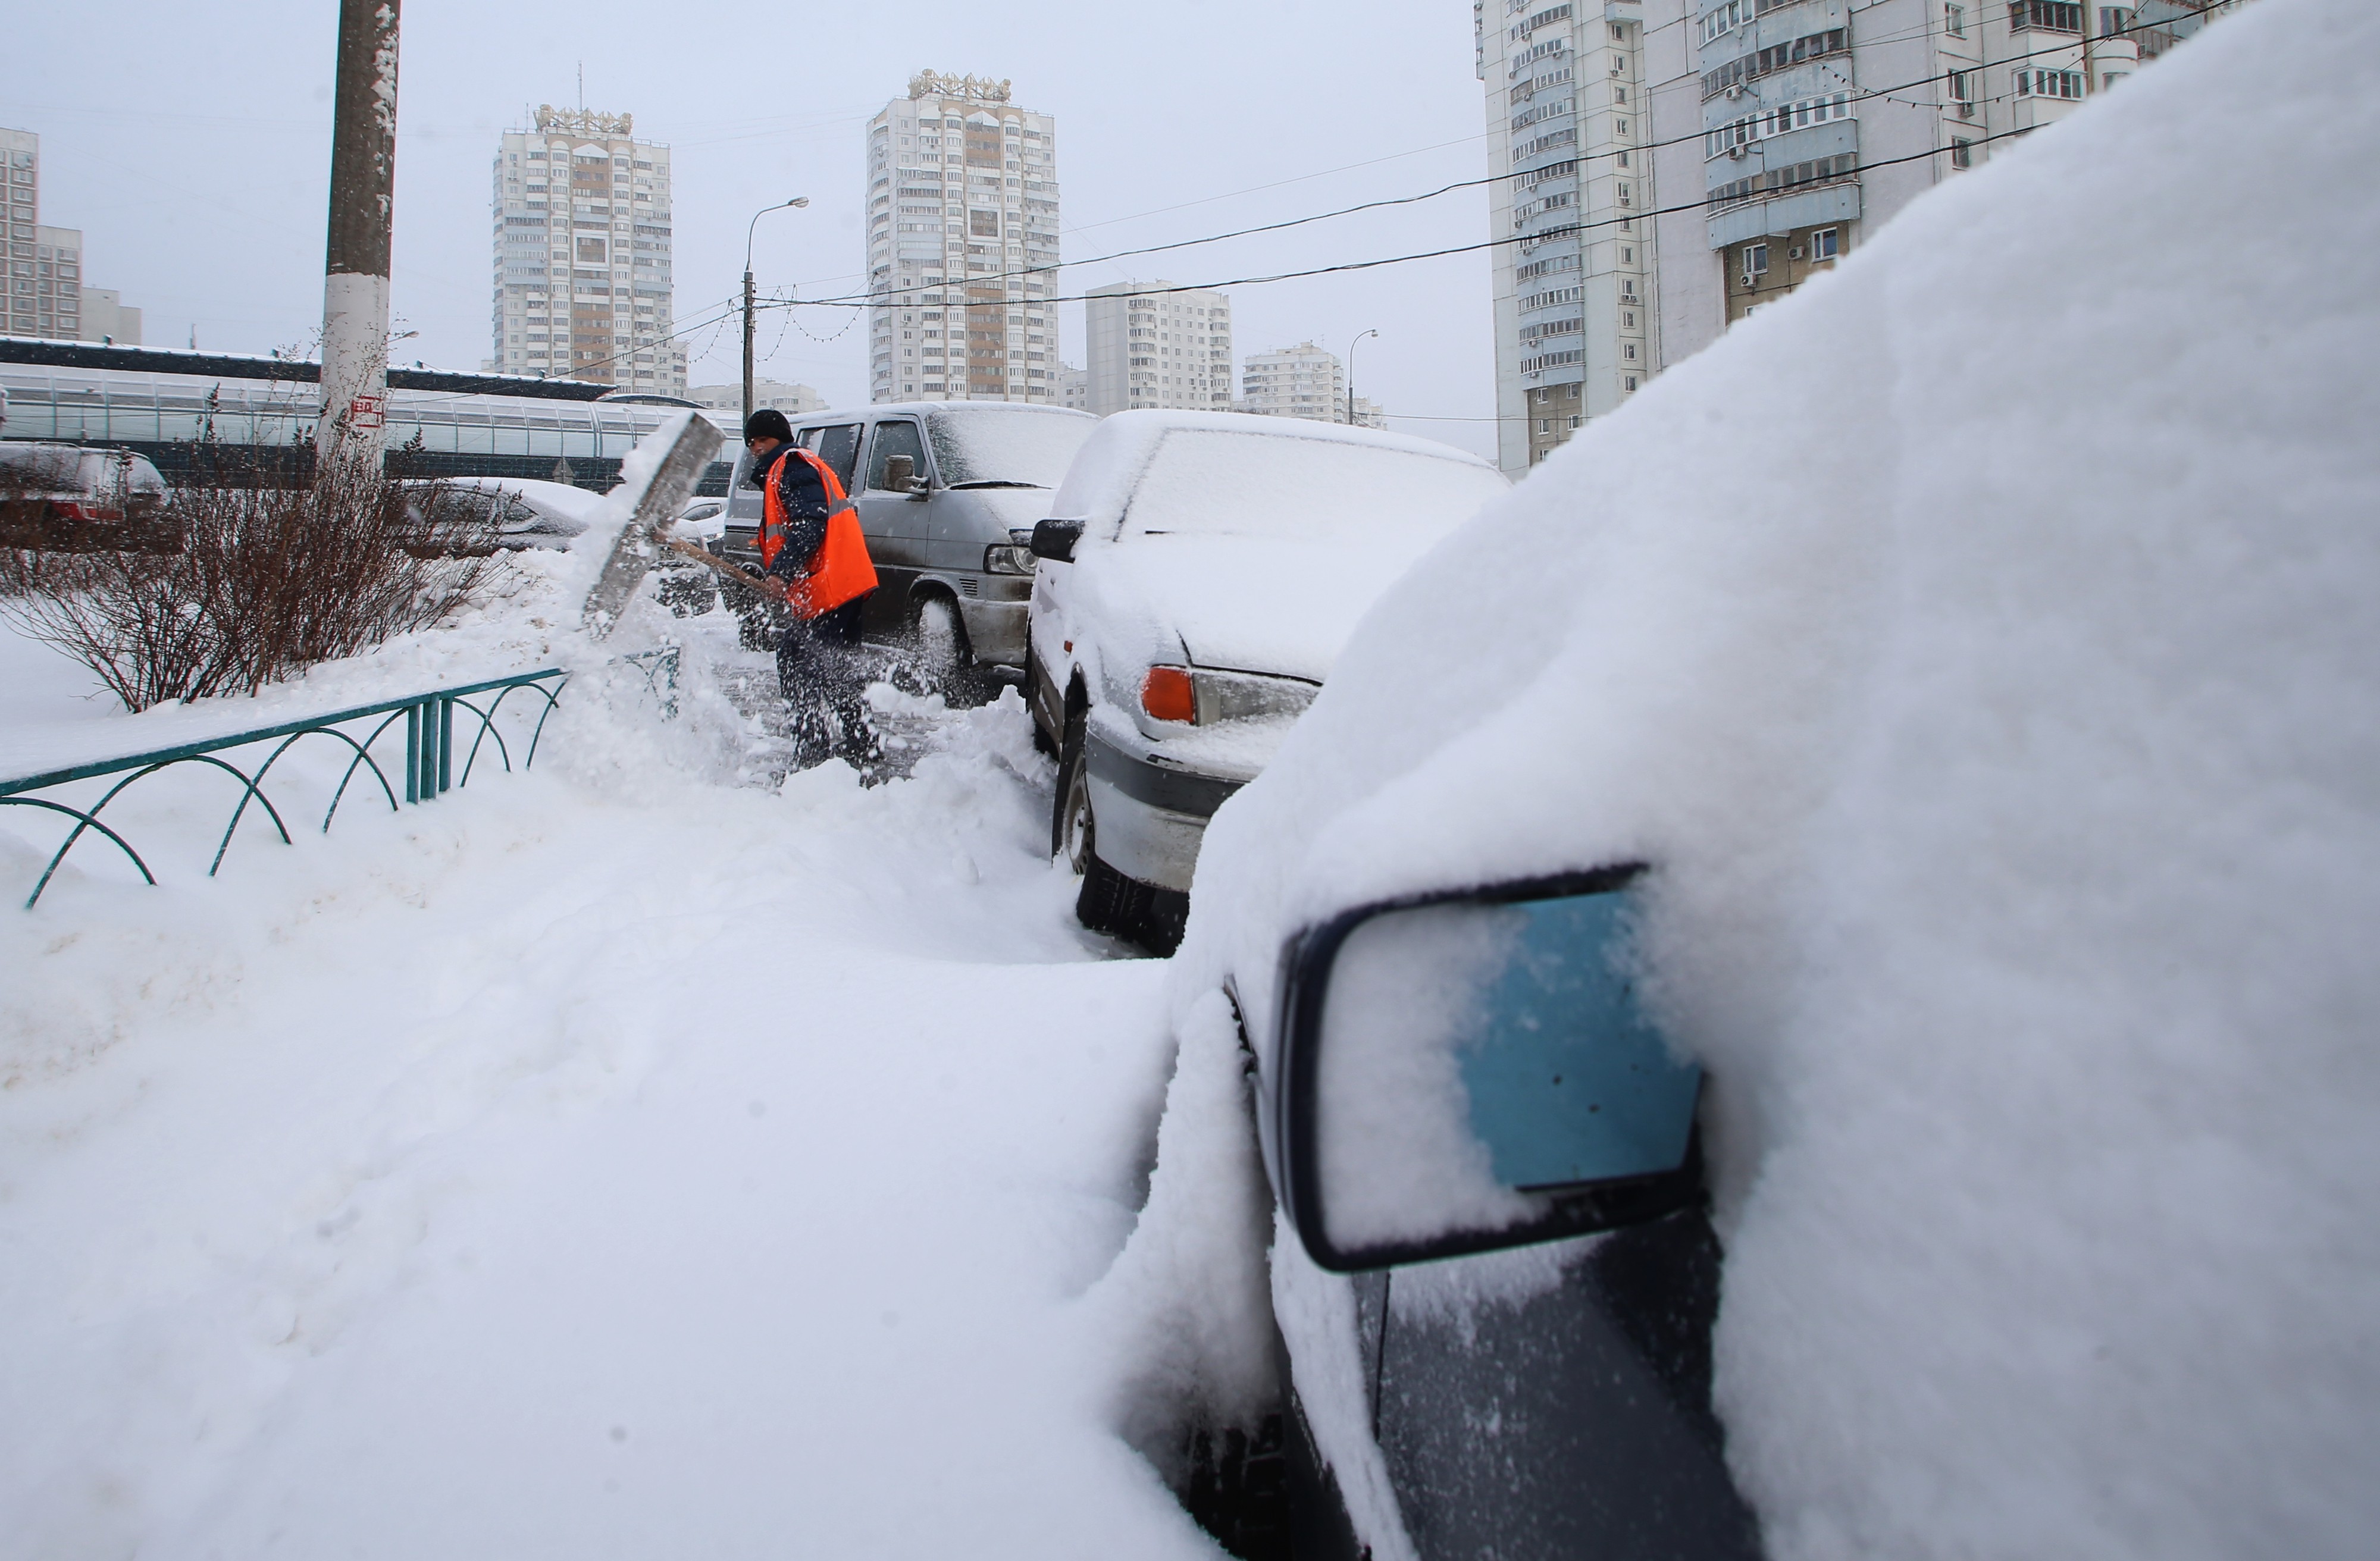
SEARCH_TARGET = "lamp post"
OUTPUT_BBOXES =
[1346,328,1380,427]
[744,196,809,427]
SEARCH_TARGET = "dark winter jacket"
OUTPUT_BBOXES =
[754,444,832,582]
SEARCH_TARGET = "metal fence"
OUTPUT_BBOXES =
[0,667,575,908]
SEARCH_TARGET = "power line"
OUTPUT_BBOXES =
[821,15,2184,309]
[768,123,2043,314]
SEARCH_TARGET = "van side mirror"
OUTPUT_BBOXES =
[1273,865,1707,1272]
[884,454,928,496]
[1030,516,1085,562]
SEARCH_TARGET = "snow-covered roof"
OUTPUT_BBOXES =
[1048,409,1493,528]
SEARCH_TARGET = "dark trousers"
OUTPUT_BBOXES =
[776,594,875,767]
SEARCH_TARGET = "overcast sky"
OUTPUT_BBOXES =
[4,1,1502,459]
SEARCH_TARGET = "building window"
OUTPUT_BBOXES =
[1623,343,1637,361]
[2009,1,2082,32]
[1811,227,1840,261]
[1951,137,1976,168]
[2015,67,2085,99]
[1945,2,1966,36]
[1741,242,1769,280]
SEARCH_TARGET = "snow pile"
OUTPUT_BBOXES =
[0,440,1228,1552]
[1129,1,2380,1556]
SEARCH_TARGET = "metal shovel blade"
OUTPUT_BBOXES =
[580,410,726,640]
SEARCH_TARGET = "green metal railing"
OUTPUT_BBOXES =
[0,667,573,908]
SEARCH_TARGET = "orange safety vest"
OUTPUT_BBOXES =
[759,446,878,619]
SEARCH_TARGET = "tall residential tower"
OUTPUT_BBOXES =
[866,73,1061,403]
[491,106,685,393]
[1477,1,1654,475]
[1085,281,1232,415]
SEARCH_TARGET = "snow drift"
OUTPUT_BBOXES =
[1120,1,2380,1556]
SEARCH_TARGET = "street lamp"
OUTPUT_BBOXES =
[1346,328,1380,426]
[744,196,810,427]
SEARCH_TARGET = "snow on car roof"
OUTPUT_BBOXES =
[1048,409,1495,527]
[1120,3,2380,1557]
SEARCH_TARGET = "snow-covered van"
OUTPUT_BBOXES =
[717,402,1096,676]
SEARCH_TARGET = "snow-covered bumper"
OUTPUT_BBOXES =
[1085,730,1246,894]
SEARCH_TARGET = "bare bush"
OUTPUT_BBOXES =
[0,457,500,711]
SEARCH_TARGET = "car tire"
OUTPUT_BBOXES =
[1056,704,1189,956]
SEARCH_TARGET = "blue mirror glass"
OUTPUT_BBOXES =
[1457,891,1701,1190]
[1308,882,1703,1260]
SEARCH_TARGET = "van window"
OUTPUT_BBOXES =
[810,424,863,492]
[865,420,927,491]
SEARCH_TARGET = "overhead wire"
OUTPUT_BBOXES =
[805,14,2181,309]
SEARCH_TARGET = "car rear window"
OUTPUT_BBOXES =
[1117,430,1507,547]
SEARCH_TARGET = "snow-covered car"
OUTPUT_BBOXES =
[0,441,170,550]
[1126,7,2376,1558]
[400,477,596,554]
[1025,412,1507,951]
[716,402,1097,677]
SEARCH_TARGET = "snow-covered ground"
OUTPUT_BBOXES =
[0,542,1223,1556]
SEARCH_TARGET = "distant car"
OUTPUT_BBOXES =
[718,402,1097,678]
[402,477,595,554]
[0,441,171,550]
[1023,412,1507,951]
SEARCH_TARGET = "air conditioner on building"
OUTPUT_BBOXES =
[1726,84,1745,99]
[1729,143,1747,158]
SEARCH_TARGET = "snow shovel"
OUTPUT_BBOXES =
[580,410,726,640]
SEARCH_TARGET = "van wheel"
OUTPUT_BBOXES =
[912,595,970,691]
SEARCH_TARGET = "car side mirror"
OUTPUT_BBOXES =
[1274,864,1707,1272]
[1031,516,1084,563]
[884,454,928,497]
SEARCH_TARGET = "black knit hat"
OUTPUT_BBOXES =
[744,408,794,443]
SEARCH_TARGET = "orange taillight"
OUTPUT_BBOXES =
[1141,665,1197,724]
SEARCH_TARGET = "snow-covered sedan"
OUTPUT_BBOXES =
[1025,412,1507,951]
[1114,6,2375,1555]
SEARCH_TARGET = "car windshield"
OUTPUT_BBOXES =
[925,407,1093,488]
[0,444,85,490]
[1117,429,1507,546]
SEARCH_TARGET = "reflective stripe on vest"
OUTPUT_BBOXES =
[759,448,879,619]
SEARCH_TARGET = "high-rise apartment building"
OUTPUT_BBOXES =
[866,73,1061,403]
[3,128,139,344]
[1640,0,2245,366]
[1477,1,1654,475]
[1240,342,1346,423]
[491,106,685,393]
[1085,281,1233,415]
[1059,363,1086,411]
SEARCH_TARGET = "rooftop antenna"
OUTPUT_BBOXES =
[577,63,584,112]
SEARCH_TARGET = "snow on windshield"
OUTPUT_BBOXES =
[1117,429,1506,546]
[925,406,1094,488]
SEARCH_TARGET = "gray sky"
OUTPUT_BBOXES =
[4,1,1502,459]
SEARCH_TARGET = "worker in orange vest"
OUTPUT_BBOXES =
[743,409,881,768]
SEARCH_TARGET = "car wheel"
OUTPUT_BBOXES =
[1055,703,1189,956]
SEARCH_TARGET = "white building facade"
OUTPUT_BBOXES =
[490,107,685,394]
[866,73,1061,404]
[691,380,824,418]
[4,127,139,345]
[1477,1,1655,475]
[1240,341,1346,423]
[1085,282,1233,415]
[1642,0,2242,365]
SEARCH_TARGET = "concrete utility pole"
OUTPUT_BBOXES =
[318,0,400,474]
[743,196,809,427]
